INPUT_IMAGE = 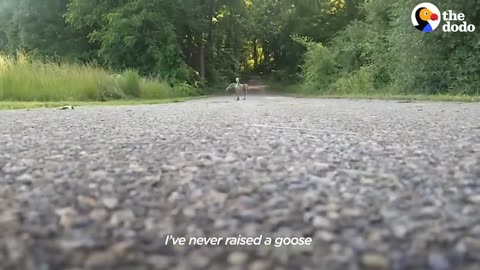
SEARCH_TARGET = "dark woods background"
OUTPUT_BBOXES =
[0,0,479,95]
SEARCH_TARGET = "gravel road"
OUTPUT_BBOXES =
[1,95,480,270]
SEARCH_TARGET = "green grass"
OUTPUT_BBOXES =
[286,93,480,102]
[267,81,480,102]
[0,52,202,102]
[0,96,208,110]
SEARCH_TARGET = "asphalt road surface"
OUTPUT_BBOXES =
[1,94,480,270]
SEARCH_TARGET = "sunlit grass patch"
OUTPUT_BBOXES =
[0,52,201,102]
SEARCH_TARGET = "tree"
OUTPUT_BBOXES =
[0,0,93,60]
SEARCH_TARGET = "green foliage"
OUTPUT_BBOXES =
[0,52,116,101]
[300,42,337,94]
[173,82,204,97]
[138,79,174,99]
[329,66,376,95]
[0,52,197,102]
[118,70,141,97]
[298,0,480,96]
[0,0,479,97]
[66,0,189,80]
[0,0,94,60]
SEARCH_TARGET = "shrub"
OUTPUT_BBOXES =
[0,52,202,102]
[139,78,174,99]
[329,66,376,95]
[300,42,337,94]
[172,82,202,97]
[118,69,141,97]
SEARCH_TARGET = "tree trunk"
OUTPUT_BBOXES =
[200,35,206,81]
[186,33,193,67]
[263,47,269,71]
[205,0,215,82]
[253,39,258,71]
[207,0,215,44]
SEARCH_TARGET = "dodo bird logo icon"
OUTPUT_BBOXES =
[412,3,441,32]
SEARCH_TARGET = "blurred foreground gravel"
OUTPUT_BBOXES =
[1,95,480,270]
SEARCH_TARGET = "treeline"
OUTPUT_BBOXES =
[299,0,480,96]
[0,0,479,97]
[0,0,360,86]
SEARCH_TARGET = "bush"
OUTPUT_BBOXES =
[118,69,141,97]
[0,52,202,102]
[329,66,376,95]
[297,0,480,97]
[139,79,173,99]
[300,42,337,94]
[172,82,203,97]
[0,52,112,101]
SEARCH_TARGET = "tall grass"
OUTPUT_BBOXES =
[0,52,200,101]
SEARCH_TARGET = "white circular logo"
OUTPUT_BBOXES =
[411,3,441,32]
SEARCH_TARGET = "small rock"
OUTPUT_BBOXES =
[182,207,196,218]
[360,177,375,185]
[392,225,409,239]
[77,195,97,208]
[100,184,114,193]
[316,230,335,242]
[225,155,236,163]
[89,170,107,180]
[249,260,270,270]
[109,209,135,227]
[256,157,267,168]
[311,162,334,175]
[55,207,77,229]
[208,190,228,203]
[454,241,467,256]
[189,251,210,268]
[23,211,41,225]
[89,208,108,222]
[428,252,450,270]
[129,163,146,173]
[467,194,480,204]
[462,237,480,259]
[161,165,177,171]
[361,253,389,269]
[144,171,162,183]
[147,255,171,269]
[102,197,119,209]
[3,237,24,262]
[58,238,96,250]
[228,252,249,265]
[312,216,331,229]
[470,224,480,236]
[110,241,134,255]
[84,251,116,268]
[16,173,33,184]
[3,166,26,174]
[327,211,340,220]
[88,183,98,190]
[418,207,439,218]
[342,208,363,217]
[168,192,180,202]
[83,241,133,268]
[350,236,367,251]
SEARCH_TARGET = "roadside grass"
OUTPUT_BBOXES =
[0,52,203,102]
[267,81,480,102]
[0,96,209,110]
[286,93,480,102]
